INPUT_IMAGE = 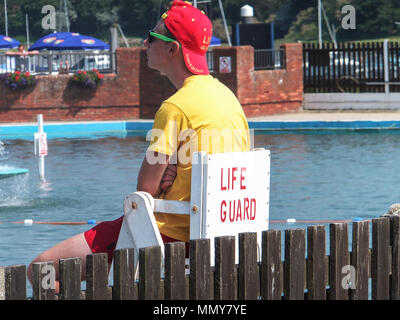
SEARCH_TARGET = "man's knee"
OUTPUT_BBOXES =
[27,232,91,283]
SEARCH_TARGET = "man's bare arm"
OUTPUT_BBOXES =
[137,151,170,197]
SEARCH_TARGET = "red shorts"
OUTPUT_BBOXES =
[84,216,189,263]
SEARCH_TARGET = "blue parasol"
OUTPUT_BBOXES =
[210,36,221,46]
[0,35,21,49]
[28,32,110,51]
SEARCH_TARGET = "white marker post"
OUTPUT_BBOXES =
[34,114,47,181]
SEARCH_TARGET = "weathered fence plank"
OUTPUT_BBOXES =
[3,215,400,301]
[261,229,282,300]
[307,225,326,300]
[32,261,56,300]
[214,236,236,300]
[350,220,370,300]
[372,217,390,300]
[0,267,4,300]
[59,258,81,300]
[86,253,110,300]
[0,265,26,300]
[112,248,136,300]
[238,232,258,300]
[138,245,161,300]
[390,215,400,300]
[284,229,305,300]
[189,239,211,300]
[328,223,349,300]
[164,242,186,300]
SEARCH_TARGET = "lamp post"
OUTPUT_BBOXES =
[4,0,8,36]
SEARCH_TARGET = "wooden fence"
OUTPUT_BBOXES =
[303,41,400,93]
[1,216,400,300]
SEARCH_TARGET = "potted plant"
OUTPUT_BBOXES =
[0,71,36,90]
[70,69,104,89]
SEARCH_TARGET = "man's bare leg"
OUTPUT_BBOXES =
[27,232,93,293]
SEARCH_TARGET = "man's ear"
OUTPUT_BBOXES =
[168,41,180,56]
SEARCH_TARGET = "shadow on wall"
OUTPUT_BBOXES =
[62,81,98,104]
[0,82,37,109]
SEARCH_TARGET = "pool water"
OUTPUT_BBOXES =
[0,130,399,294]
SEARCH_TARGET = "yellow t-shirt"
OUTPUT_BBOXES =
[147,75,250,242]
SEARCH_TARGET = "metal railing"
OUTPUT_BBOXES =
[206,48,286,73]
[254,48,285,70]
[0,50,113,74]
[0,48,285,75]
[206,50,214,73]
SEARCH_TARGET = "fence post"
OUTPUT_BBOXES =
[112,248,137,300]
[307,225,326,300]
[86,253,110,300]
[261,229,282,300]
[238,232,258,300]
[214,236,236,300]
[372,217,390,300]
[350,220,369,300]
[328,223,349,300]
[109,26,118,73]
[390,215,400,299]
[283,229,305,300]
[59,258,82,300]
[383,39,389,100]
[32,261,56,300]
[0,265,26,300]
[189,238,211,300]
[138,245,161,300]
[164,242,186,300]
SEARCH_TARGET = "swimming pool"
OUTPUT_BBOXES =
[1,128,398,267]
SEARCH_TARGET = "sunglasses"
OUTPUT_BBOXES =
[147,31,181,46]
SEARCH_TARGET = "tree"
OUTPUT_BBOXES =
[283,7,319,42]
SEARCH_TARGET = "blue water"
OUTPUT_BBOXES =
[0,130,399,296]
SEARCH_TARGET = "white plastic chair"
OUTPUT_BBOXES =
[114,149,270,278]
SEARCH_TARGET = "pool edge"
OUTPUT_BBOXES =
[1,119,400,139]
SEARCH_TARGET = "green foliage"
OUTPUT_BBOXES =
[0,0,399,46]
[283,7,318,42]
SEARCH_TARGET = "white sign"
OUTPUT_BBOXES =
[34,132,48,156]
[219,56,232,73]
[202,150,270,262]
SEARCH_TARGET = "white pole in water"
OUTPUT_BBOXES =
[34,114,47,181]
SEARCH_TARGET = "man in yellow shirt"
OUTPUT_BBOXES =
[27,0,250,290]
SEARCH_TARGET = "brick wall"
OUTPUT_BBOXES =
[0,44,303,123]
[212,44,303,117]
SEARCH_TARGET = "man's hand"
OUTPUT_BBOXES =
[160,164,177,192]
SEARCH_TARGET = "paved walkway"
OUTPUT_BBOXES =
[4,110,400,126]
[248,110,400,121]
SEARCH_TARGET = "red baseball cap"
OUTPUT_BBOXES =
[162,0,212,75]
